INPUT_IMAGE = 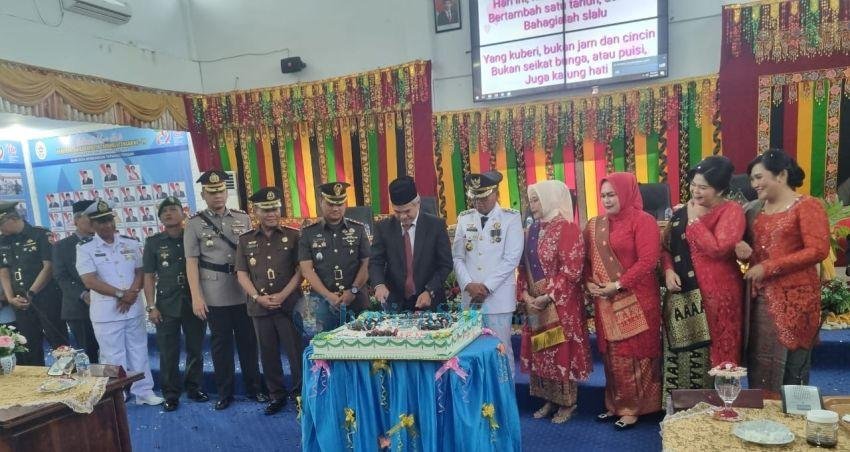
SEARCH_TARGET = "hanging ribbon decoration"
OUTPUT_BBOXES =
[371,359,392,411]
[378,414,418,451]
[310,359,331,397]
[481,403,500,443]
[343,407,357,450]
[434,356,472,413]
[495,342,510,383]
[434,357,469,382]
[295,396,302,422]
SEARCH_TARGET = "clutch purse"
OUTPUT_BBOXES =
[597,292,649,341]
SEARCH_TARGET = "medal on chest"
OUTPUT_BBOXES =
[249,255,257,267]
[491,222,502,243]
[316,251,324,261]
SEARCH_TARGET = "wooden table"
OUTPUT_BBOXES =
[0,372,142,452]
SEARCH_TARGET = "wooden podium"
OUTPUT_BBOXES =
[0,372,142,452]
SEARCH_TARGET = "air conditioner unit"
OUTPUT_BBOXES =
[62,0,132,24]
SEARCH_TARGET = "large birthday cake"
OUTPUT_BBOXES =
[310,310,482,360]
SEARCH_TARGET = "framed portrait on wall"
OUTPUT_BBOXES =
[435,0,461,33]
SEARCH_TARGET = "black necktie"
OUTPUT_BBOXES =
[480,215,488,229]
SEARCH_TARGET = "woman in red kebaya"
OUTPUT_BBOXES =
[585,172,662,430]
[736,149,829,395]
[518,180,592,424]
[661,156,745,399]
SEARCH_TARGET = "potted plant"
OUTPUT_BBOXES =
[818,196,850,279]
[0,324,28,375]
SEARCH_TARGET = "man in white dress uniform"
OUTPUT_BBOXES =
[76,199,163,405]
[452,171,523,373]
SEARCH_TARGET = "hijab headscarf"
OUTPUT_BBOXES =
[600,172,643,218]
[528,180,574,222]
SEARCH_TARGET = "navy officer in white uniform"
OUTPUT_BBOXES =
[452,171,523,372]
[76,199,163,406]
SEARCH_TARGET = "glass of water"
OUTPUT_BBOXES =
[714,375,742,419]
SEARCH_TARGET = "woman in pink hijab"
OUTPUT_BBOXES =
[584,172,662,430]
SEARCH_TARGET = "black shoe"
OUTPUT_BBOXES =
[264,399,287,415]
[614,419,638,430]
[187,390,209,402]
[163,399,179,412]
[596,412,616,422]
[287,389,301,401]
[214,397,233,411]
[249,393,270,403]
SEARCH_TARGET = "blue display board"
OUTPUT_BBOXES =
[29,128,196,242]
[0,140,34,224]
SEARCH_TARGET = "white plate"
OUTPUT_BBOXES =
[39,377,80,393]
[733,420,795,445]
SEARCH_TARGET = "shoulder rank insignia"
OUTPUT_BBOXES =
[458,208,476,217]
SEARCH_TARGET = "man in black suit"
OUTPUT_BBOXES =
[436,0,459,26]
[81,171,93,186]
[62,193,74,207]
[47,194,59,208]
[369,176,453,312]
[53,200,100,362]
[103,164,118,182]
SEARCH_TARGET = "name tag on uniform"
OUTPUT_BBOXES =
[246,241,258,250]
[94,252,107,257]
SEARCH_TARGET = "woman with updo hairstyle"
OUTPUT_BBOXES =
[735,149,830,396]
[660,156,746,401]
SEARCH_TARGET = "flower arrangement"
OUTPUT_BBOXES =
[708,361,747,378]
[51,345,76,359]
[0,324,28,357]
[821,278,850,316]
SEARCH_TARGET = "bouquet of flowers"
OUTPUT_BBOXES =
[708,361,747,378]
[51,345,77,359]
[0,324,28,357]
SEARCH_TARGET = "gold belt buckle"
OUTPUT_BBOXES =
[266,268,275,280]
[333,269,343,280]
[13,271,22,281]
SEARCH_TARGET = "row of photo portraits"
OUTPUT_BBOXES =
[45,182,187,210]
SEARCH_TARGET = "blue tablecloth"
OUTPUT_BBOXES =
[301,336,521,451]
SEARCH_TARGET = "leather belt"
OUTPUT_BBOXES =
[199,260,235,274]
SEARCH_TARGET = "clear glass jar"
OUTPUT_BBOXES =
[806,409,838,448]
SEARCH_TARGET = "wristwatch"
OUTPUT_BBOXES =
[146,305,156,313]
[350,285,360,295]
[251,293,260,301]
[115,290,125,298]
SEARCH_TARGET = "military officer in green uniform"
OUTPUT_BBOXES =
[298,182,371,331]
[236,187,303,415]
[184,170,266,410]
[143,196,209,412]
[0,201,67,365]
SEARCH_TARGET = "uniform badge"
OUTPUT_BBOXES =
[465,241,473,251]
[205,238,214,247]
[491,222,502,243]
[316,251,323,261]
[249,257,257,267]
[162,261,170,268]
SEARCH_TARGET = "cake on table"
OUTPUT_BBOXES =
[310,310,483,360]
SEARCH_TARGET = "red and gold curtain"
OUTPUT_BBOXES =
[434,77,720,225]
[757,67,850,198]
[720,0,850,177]
[185,61,433,216]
